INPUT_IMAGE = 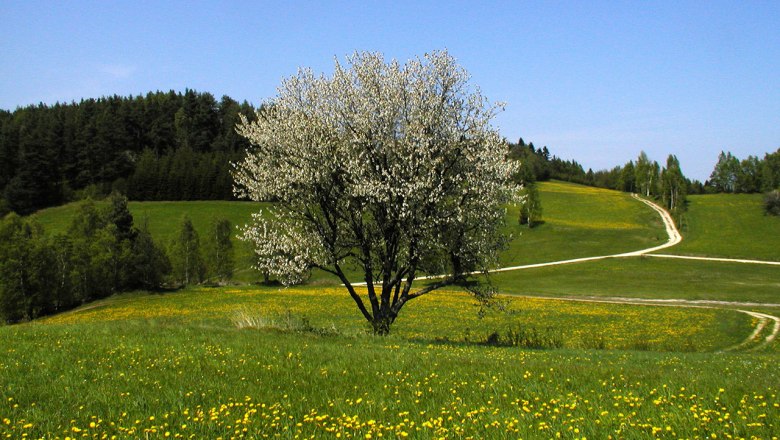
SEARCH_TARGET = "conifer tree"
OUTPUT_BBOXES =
[170,216,205,285]
[205,217,234,283]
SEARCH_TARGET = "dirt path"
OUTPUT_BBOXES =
[613,194,682,256]
[507,293,780,351]
[462,195,779,349]
[354,193,780,350]
[724,310,780,351]
[645,253,780,266]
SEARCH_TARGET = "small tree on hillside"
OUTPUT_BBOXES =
[761,148,780,192]
[234,51,520,335]
[205,217,234,283]
[68,201,115,302]
[765,190,780,216]
[0,214,36,322]
[518,184,543,228]
[635,152,660,197]
[619,161,636,193]
[709,151,740,193]
[661,155,686,211]
[106,192,136,242]
[0,215,57,322]
[661,154,687,225]
[128,221,171,290]
[170,216,205,285]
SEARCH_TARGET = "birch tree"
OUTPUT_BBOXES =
[171,216,205,285]
[234,51,520,335]
[661,154,687,226]
[661,154,686,212]
[635,151,659,197]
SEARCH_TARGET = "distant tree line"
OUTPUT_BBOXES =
[707,149,780,194]
[507,140,691,224]
[0,90,256,215]
[508,139,780,220]
[707,149,780,216]
[0,193,234,323]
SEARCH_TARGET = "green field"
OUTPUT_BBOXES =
[8,181,780,439]
[501,181,663,266]
[37,286,754,352]
[492,256,780,304]
[667,193,780,261]
[31,181,665,284]
[1,286,777,439]
[27,182,779,302]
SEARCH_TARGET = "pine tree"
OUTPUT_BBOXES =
[205,217,234,283]
[128,221,171,289]
[619,161,636,192]
[106,192,136,242]
[170,216,205,285]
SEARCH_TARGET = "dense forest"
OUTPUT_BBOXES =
[2,89,777,217]
[0,90,256,215]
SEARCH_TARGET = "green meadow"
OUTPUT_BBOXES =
[492,256,780,304]
[31,181,667,284]
[500,181,663,266]
[1,286,777,439]
[6,180,779,439]
[667,193,780,261]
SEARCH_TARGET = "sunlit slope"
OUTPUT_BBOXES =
[32,200,267,281]
[40,285,750,352]
[500,181,663,266]
[665,193,780,261]
[31,181,665,281]
[3,285,773,437]
[492,256,780,304]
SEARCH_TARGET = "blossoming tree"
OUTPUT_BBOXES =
[234,51,520,334]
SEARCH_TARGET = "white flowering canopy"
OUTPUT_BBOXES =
[234,51,520,334]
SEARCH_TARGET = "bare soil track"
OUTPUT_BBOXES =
[410,193,780,351]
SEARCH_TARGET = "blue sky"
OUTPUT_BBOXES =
[2,1,778,181]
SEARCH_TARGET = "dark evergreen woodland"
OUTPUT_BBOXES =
[0,90,256,214]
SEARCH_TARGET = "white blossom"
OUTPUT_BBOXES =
[234,50,520,333]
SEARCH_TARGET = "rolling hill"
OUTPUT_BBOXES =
[3,180,779,439]
[31,181,664,282]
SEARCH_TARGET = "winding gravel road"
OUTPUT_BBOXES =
[407,193,780,350]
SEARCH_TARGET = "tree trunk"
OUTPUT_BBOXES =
[371,316,392,335]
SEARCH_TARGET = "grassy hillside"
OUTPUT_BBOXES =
[27,183,778,304]
[32,200,268,282]
[30,181,664,283]
[1,286,777,439]
[492,256,780,304]
[500,181,662,266]
[668,193,780,261]
[6,182,780,438]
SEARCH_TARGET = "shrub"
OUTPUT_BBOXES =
[480,326,563,349]
[232,308,341,337]
[764,190,780,216]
